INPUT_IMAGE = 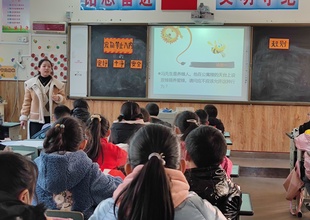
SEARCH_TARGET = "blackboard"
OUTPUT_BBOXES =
[90,25,147,98]
[251,27,310,102]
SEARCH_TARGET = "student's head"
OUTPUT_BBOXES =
[140,107,150,122]
[145,102,159,116]
[43,116,85,153]
[84,114,110,160]
[204,104,218,118]
[117,101,143,121]
[0,152,38,204]
[71,99,91,125]
[53,105,71,120]
[185,125,227,167]
[195,109,209,125]
[38,58,53,77]
[73,98,89,109]
[116,124,182,220]
[173,111,199,141]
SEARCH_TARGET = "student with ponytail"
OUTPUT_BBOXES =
[89,124,226,220]
[173,110,200,160]
[109,101,145,144]
[84,114,127,179]
[34,116,122,219]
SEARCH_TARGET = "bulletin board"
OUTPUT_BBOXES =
[0,34,67,81]
[29,34,68,81]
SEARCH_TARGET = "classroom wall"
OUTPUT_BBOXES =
[29,0,310,24]
[2,0,310,27]
[1,0,310,152]
[1,80,309,153]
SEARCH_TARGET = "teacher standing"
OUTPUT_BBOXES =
[19,58,66,138]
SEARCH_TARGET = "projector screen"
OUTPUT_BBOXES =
[148,26,250,101]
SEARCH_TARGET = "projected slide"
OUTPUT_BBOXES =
[148,26,250,101]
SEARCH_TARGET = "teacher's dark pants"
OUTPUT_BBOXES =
[29,116,50,138]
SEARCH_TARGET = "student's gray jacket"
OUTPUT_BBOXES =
[34,150,122,219]
[89,192,226,220]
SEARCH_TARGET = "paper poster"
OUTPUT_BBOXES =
[0,66,16,78]
[2,0,30,33]
[104,38,133,54]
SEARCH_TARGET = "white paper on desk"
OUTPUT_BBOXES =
[0,140,43,149]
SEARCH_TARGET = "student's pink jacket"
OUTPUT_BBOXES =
[295,133,310,180]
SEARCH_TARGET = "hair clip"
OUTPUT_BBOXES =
[55,124,65,129]
[148,152,166,166]
[186,119,199,125]
[91,114,101,122]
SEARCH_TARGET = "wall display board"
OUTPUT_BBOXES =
[148,26,251,101]
[30,35,68,81]
[0,34,67,81]
[89,25,147,98]
[251,26,310,102]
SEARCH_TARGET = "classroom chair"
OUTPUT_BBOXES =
[45,210,84,220]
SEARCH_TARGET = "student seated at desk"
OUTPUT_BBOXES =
[174,110,232,175]
[145,102,172,127]
[71,98,91,127]
[31,105,71,139]
[173,110,199,160]
[34,116,122,219]
[89,124,226,220]
[109,101,145,145]
[294,129,310,199]
[140,107,151,123]
[184,126,242,220]
[0,151,49,220]
[195,109,209,125]
[84,114,127,179]
[204,104,225,133]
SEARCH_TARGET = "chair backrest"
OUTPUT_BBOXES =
[45,210,84,220]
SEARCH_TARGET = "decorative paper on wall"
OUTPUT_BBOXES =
[30,35,68,81]
[216,0,298,10]
[80,0,155,10]
[2,0,30,33]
